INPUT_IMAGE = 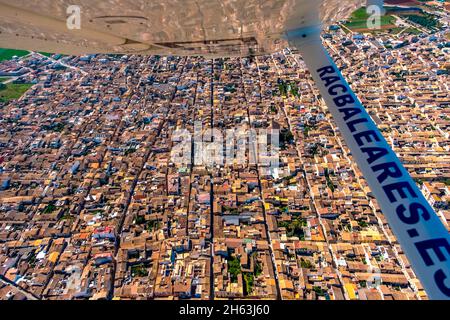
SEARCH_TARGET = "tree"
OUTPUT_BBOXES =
[131,264,149,277]
[358,220,368,228]
[135,215,146,225]
[43,203,56,214]
[280,129,294,150]
[243,273,254,295]
[254,260,263,277]
[300,258,313,269]
[313,286,326,296]
[147,220,160,232]
[228,256,241,283]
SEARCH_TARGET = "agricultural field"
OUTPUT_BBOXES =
[0,48,29,61]
[0,83,33,104]
[343,6,433,35]
[0,48,54,61]
[343,7,397,32]
[39,52,54,57]
[403,12,442,30]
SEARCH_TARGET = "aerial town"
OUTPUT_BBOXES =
[0,2,449,300]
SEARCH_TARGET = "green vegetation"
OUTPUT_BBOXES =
[0,48,29,61]
[310,144,320,156]
[243,254,263,295]
[227,256,242,283]
[43,204,57,214]
[358,220,369,228]
[324,169,335,192]
[135,215,146,225]
[312,286,327,297]
[59,213,74,221]
[254,259,263,277]
[290,86,299,97]
[404,27,422,35]
[280,128,294,150]
[131,264,148,277]
[28,251,37,268]
[39,52,54,58]
[342,223,352,232]
[124,147,137,156]
[277,80,300,97]
[42,122,65,132]
[344,7,396,31]
[243,272,254,295]
[222,205,239,214]
[146,220,160,232]
[270,105,278,114]
[0,49,54,61]
[303,124,316,137]
[224,84,236,93]
[0,77,10,83]
[278,82,288,96]
[405,14,441,30]
[300,258,313,269]
[278,217,307,239]
[280,206,289,214]
[0,83,33,103]
[352,7,372,20]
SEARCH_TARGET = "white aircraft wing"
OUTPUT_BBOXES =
[289,31,450,300]
[0,0,363,57]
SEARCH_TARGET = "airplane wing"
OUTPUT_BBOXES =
[289,31,450,300]
[0,0,363,57]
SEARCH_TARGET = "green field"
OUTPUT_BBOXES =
[403,27,422,35]
[404,13,442,30]
[344,7,397,31]
[39,52,54,57]
[0,48,54,62]
[0,83,33,103]
[0,48,29,62]
[0,77,10,83]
